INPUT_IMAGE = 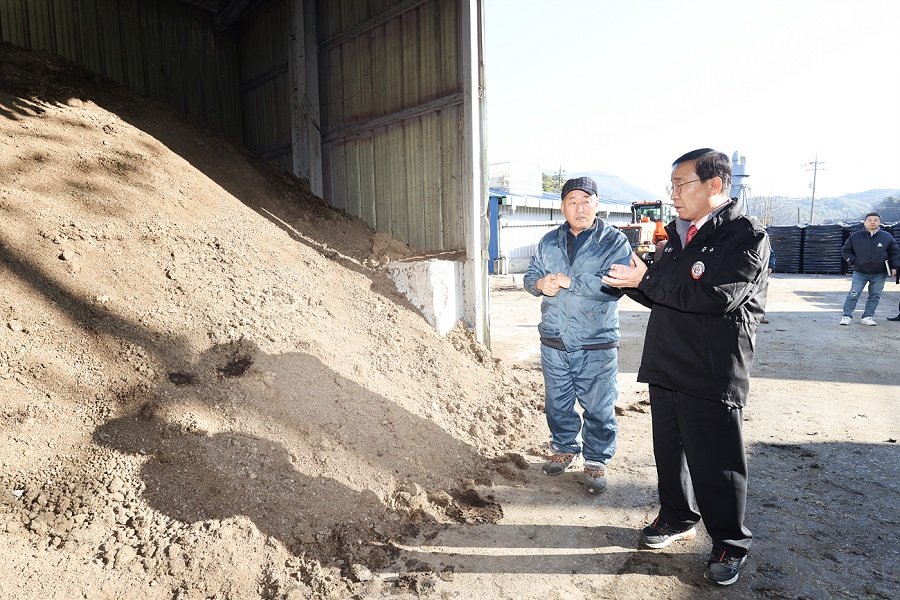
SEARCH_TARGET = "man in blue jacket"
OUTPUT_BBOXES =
[839,212,899,326]
[523,177,632,495]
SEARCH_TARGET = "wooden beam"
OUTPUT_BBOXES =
[321,91,463,146]
[289,0,323,195]
[320,0,432,51]
[215,0,259,29]
[176,1,221,14]
[460,0,488,345]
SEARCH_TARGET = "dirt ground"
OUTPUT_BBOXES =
[1,42,898,600]
[484,273,899,600]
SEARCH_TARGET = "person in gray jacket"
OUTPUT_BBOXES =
[523,176,632,494]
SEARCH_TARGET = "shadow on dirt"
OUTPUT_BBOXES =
[385,439,898,598]
[93,410,401,569]
[0,216,510,577]
[90,341,509,569]
[0,234,193,373]
[741,439,898,599]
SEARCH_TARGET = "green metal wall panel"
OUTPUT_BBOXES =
[139,1,166,100]
[237,0,292,171]
[26,0,51,51]
[76,0,103,74]
[50,0,78,59]
[117,0,144,93]
[420,111,444,250]
[403,117,426,250]
[0,0,29,47]
[317,0,467,251]
[96,0,124,83]
[0,0,244,145]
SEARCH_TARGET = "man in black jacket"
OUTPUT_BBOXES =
[839,212,899,326]
[887,267,900,321]
[603,148,769,586]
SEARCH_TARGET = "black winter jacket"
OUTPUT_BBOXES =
[841,229,899,275]
[625,201,770,407]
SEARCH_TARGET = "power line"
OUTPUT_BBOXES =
[803,155,826,223]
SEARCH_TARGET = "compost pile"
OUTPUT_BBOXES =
[0,43,540,599]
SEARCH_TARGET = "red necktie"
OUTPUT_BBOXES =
[686,224,698,245]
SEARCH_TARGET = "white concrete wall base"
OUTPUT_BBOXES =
[507,257,531,274]
[386,259,465,336]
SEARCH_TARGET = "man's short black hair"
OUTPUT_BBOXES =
[865,212,881,219]
[672,148,732,192]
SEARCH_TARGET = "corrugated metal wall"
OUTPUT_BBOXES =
[497,207,562,261]
[237,0,293,172]
[1,0,475,256]
[0,0,243,140]
[317,0,466,252]
[496,204,633,261]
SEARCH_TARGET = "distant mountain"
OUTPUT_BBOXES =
[829,189,900,204]
[544,169,661,203]
[747,189,900,226]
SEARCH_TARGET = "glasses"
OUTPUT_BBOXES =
[666,178,703,197]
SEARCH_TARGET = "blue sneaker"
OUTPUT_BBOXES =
[704,548,748,586]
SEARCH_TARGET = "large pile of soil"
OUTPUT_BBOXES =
[5,42,899,600]
[0,43,540,599]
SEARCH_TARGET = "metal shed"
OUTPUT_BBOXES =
[487,189,633,274]
[0,0,489,342]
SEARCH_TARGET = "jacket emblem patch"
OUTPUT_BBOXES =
[690,261,706,280]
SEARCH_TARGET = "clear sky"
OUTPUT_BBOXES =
[483,0,900,200]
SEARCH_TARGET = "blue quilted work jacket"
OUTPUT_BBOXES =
[523,220,633,351]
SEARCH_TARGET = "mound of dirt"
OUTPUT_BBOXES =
[0,43,541,599]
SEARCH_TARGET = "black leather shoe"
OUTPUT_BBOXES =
[887,314,900,321]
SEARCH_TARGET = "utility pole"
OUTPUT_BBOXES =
[804,155,826,223]
[557,164,563,194]
[761,195,773,226]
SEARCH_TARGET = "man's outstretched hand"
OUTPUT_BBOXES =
[602,252,647,289]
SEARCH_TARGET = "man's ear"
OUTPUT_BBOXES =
[708,175,724,195]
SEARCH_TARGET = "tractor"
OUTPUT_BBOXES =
[617,200,676,264]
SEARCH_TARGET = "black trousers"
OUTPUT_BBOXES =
[649,384,752,556]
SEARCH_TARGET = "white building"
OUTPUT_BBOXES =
[488,188,633,274]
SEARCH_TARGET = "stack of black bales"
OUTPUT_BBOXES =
[766,226,803,273]
[842,222,865,273]
[888,222,900,246]
[802,224,845,274]
[883,223,900,281]
[844,221,865,237]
